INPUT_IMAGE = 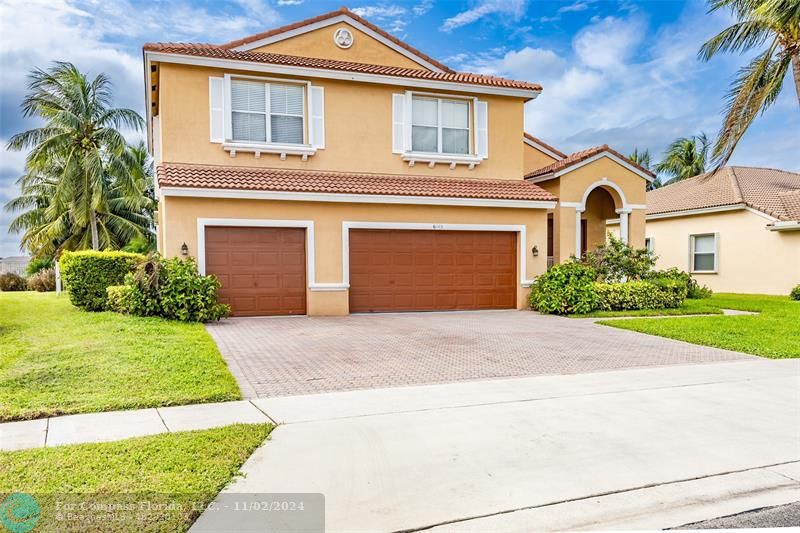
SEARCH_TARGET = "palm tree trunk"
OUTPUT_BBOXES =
[793,53,800,106]
[89,210,99,250]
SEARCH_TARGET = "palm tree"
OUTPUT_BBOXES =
[699,0,800,167]
[6,62,144,250]
[628,148,664,190]
[654,133,710,182]
[5,144,155,258]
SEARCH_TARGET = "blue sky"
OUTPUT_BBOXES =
[1,0,798,256]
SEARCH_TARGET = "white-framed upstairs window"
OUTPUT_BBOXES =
[689,233,718,273]
[411,96,470,155]
[392,90,488,168]
[209,74,325,158]
[230,79,305,145]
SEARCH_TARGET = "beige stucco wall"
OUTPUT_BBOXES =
[523,142,558,174]
[639,209,799,295]
[251,22,429,70]
[156,63,526,180]
[533,157,647,261]
[162,196,549,315]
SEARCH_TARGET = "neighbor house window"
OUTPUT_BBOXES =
[411,96,469,155]
[690,233,717,273]
[645,237,654,253]
[231,79,304,144]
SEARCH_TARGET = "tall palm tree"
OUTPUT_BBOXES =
[5,145,155,258]
[628,148,664,190]
[699,0,800,167]
[654,133,710,182]
[6,62,144,250]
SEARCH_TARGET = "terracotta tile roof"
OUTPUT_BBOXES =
[143,43,542,92]
[646,167,800,221]
[220,7,454,73]
[523,133,567,159]
[157,164,558,202]
[524,144,656,180]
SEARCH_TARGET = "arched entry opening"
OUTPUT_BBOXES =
[573,179,629,258]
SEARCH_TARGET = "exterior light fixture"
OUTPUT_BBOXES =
[532,245,539,257]
[180,242,189,257]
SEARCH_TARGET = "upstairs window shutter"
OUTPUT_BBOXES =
[209,77,225,143]
[310,86,325,149]
[475,100,488,159]
[392,93,406,154]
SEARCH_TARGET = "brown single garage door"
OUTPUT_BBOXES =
[349,229,517,313]
[205,226,306,316]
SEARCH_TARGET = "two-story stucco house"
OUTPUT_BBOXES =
[144,7,654,316]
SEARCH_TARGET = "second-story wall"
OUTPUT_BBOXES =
[156,62,527,180]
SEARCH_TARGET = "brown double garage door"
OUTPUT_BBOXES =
[205,226,517,316]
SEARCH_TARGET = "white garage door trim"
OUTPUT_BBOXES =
[196,218,347,292]
[342,221,534,287]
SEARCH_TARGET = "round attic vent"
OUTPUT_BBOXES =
[333,28,354,49]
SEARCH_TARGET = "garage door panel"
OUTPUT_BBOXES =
[205,226,306,316]
[349,229,516,313]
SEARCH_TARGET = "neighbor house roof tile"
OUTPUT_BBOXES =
[157,164,558,202]
[142,43,542,92]
[524,145,655,180]
[646,167,800,221]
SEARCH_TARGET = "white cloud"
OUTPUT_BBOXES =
[572,15,645,70]
[440,0,527,32]
[559,1,589,13]
[413,0,434,16]
[277,0,303,5]
[351,5,407,19]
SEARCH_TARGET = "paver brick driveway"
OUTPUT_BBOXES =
[206,310,753,398]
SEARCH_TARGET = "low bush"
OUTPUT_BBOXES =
[529,261,597,315]
[0,272,27,291]
[27,268,56,292]
[26,256,54,276]
[648,267,712,299]
[59,251,145,311]
[582,234,656,282]
[595,279,687,311]
[105,285,131,313]
[791,285,800,301]
[118,255,229,322]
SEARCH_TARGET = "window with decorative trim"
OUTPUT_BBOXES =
[411,96,470,155]
[230,79,305,145]
[690,233,717,273]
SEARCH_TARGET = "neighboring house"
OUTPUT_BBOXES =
[0,256,30,276]
[144,7,652,316]
[610,167,800,295]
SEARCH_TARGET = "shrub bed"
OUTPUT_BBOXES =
[59,251,145,311]
[594,279,687,311]
[110,255,229,322]
[529,261,597,315]
[0,272,27,292]
[791,284,800,301]
[648,267,712,299]
[27,268,56,292]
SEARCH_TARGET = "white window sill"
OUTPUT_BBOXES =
[223,142,317,160]
[400,152,483,169]
[690,270,717,275]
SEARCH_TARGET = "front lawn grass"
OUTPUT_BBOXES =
[598,293,800,359]
[571,298,724,318]
[0,292,240,421]
[0,423,273,532]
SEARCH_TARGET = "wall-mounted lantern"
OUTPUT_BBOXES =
[180,242,189,257]
[532,245,539,257]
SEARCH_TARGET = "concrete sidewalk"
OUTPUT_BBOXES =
[195,358,800,532]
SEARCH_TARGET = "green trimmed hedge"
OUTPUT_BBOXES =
[59,251,145,311]
[529,261,598,315]
[594,279,687,311]
[791,284,800,301]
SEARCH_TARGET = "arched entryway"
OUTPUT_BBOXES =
[573,179,630,257]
